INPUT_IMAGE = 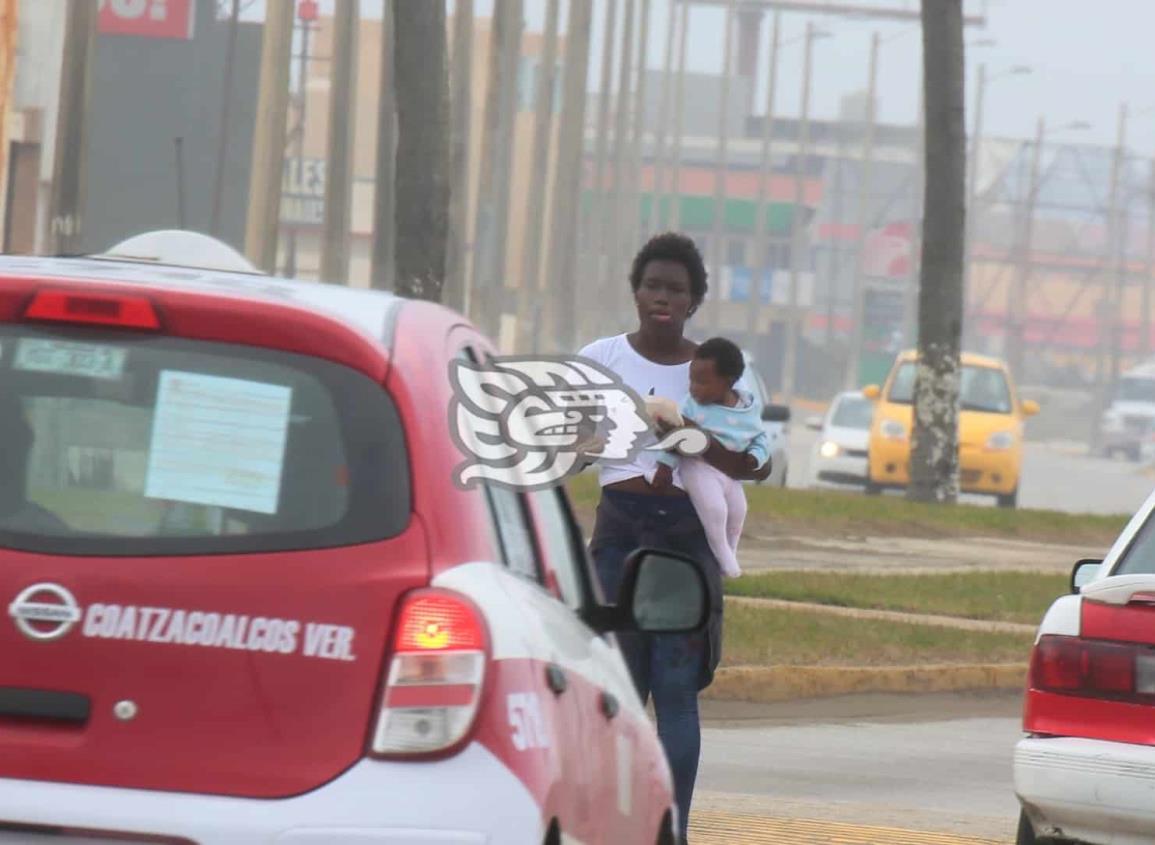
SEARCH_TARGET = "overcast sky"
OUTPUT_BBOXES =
[248,1,1155,154]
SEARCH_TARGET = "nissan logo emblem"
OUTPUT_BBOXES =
[8,583,82,641]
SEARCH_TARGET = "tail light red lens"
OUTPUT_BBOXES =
[370,590,489,757]
[1030,635,1151,701]
[24,290,161,330]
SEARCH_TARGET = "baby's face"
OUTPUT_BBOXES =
[689,358,732,405]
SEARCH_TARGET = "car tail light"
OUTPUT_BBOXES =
[24,290,161,330]
[1030,635,1155,702]
[370,590,489,757]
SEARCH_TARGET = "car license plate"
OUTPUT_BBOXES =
[14,339,127,381]
[1136,651,1155,694]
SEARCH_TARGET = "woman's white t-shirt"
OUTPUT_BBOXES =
[578,333,755,490]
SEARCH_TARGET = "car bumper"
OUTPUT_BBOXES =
[1014,736,1155,844]
[811,453,868,486]
[868,443,1018,494]
[0,744,542,845]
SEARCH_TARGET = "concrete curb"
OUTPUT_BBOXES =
[703,663,1029,703]
[726,595,1039,635]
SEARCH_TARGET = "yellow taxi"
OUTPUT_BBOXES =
[862,351,1039,508]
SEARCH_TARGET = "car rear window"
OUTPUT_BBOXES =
[1114,514,1155,576]
[0,325,409,556]
[886,362,1013,414]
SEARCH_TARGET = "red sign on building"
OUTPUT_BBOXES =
[98,0,196,41]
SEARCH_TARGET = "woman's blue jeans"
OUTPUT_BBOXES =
[589,489,724,839]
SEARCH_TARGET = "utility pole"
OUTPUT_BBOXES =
[709,0,737,335]
[47,0,98,256]
[747,10,781,343]
[583,0,618,298]
[515,0,560,352]
[545,0,593,353]
[782,21,817,403]
[845,32,879,388]
[244,2,295,273]
[602,0,636,324]
[444,0,474,309]
[963,61,986,342]
[284,8,313,279]
[645,0,679,235]
[1007,116,1044,382]
[667,1,690,231]
[1107,104,1130,390]
[622,0,652,272]
[907,0,966,505]
[369,0,396,291]
[210,0,242,239]
[320,0,359,284]
[902,83,925,349]
[1143,157,1155,359]
[471,0,524,337]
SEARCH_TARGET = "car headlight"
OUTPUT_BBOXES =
[819,441,841,459]
[986,431,1015,451]
[880,419,907,441]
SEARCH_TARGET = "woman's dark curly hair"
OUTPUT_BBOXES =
[629,232,709,307]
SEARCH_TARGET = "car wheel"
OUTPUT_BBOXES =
[997,488,1019,509]
[1015,809,1059,844]
[655,811,677,845]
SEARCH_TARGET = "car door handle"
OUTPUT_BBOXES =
[545,663,568,696]
[599,691,619,720]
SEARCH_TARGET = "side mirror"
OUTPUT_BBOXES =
[1022,399,1041,417]
[618,549,708,634]
[862,384,881,400]
[1071,559,1103,594]
[806,415,823,431]
[762,404,792,423]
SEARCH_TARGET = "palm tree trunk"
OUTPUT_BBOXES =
[908,0,965,503]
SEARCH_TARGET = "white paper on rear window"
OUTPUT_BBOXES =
[145,372,292,515]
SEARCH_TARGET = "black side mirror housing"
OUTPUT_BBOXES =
[762,404,791,423]
[1071,559,1103,594]
[584,549,709,634]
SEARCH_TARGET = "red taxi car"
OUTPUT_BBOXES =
[1015,491,1155,844]
[0,234,704,844]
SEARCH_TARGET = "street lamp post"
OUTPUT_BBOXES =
[1007,117,1091,381]
[964,62,1031,348]
[781,22,829,402]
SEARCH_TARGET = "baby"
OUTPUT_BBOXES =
[648,337,769,578]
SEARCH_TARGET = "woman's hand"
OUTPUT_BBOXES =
[700,434,773,482]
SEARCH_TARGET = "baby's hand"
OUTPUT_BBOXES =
[650,463,674,490]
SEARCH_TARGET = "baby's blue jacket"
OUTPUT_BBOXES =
[657,390,770,470]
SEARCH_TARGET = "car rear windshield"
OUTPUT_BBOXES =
[0,325,409,556]
[886,363,1013,415]
[1114,514,1155,575]
[830,396,873,430]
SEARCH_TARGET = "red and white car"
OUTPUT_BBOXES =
[0,234,704,844]
[1015,492,1155,844]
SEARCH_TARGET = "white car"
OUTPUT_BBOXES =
[742,358,791,487]
[806,391,873,488]
[1014,489,1155,843]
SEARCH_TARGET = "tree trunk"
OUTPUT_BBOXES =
[393,0,450,302]
[908,0,965,504]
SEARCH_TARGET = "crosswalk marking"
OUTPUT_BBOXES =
[689,811,1007,844]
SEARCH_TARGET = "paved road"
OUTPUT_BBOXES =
[788,426,1154,516]
[692,692,1023,843]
